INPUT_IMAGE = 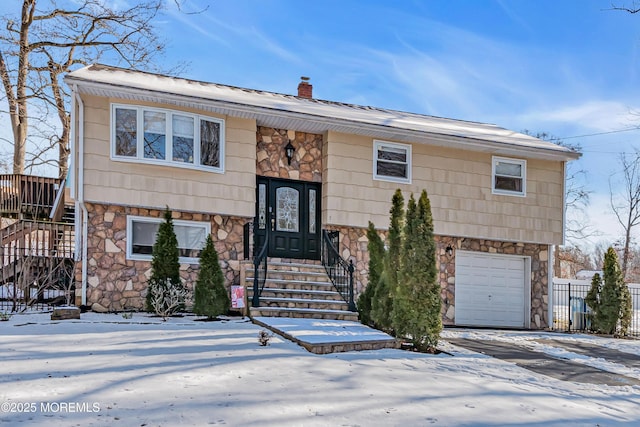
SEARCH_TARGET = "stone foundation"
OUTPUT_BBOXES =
[75,203,249,312]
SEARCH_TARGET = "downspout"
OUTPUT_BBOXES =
[561,160,567,247]
[72,84,88,306]
[69,90,76,201]
[548,245,554,330]
[549,161,568,330]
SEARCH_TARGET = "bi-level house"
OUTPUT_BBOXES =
[65,64,579,329]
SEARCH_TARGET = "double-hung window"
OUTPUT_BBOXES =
[126,216,211,263]
[492,156,526,196]
[112,104,224,172]
[373,140,411,183]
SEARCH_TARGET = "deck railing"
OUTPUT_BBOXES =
[0,174,61,219]
[1,219,75,312]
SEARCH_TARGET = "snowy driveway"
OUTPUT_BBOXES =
[447,336,640,386]
[1,313,640,426]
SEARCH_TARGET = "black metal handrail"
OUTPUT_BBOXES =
[321,229,356,311]
[251,228,269,308]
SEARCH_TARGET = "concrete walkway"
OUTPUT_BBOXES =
[252,317,399,354]
[447,338,640,387]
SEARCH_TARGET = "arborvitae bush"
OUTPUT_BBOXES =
[589,247,633,335]
[367,188,443,351]
[392,190,442,350]
[193,235,230,319]
[371,189,404,332]
[146,208,184,316]
[358,222,385,326]
[386,189,404,287]
[620,281,633,336]
[585,272,602,329]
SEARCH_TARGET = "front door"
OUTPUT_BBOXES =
[255,177,321,260]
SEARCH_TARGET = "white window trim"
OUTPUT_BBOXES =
[111,103,225,174]
[492,156,526,197]
[373,140,412,184]
[126,215,211,264]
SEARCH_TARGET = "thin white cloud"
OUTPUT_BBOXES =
[163,6,231,47]
[165,6,302,66]
[246,27,302,65]
[495,0,534,34]
[518,101,639,132]
[582,192,624,247]
[330,15,549,121]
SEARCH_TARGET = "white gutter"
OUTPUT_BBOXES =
[70,90,76,200]
[561,161,567,246]
[72,86,81,262]
[65,78,581,162]
[72,84,88,306]
[550,161,568,330]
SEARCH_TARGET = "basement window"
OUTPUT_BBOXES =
[126,216,211,263]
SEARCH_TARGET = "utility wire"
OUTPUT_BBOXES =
[561,127,639,140]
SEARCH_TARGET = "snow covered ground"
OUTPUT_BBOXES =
[1,312,640,426]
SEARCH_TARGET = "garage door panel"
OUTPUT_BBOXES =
[455,252,526,328]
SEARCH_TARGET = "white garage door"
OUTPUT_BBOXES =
[455,252,527,328]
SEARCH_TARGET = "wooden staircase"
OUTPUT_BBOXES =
[1,174,76,311]
[246,260,359,321]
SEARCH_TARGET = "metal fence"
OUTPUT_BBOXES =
[552,281,640,336]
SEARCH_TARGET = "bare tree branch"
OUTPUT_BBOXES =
[609,150,640,280]
[0,0,193,178]
[610,1,640,13]
[521,130,595,243]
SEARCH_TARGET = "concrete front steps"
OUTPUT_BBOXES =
[245,260,359,322]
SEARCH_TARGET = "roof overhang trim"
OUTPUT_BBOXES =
[66,76,580,162]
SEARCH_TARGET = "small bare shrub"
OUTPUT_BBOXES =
[258,330,273,346]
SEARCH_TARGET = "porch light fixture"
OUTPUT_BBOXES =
[284,141,295,165]
[445,245,454,257]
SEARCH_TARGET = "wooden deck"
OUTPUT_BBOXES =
[0,174,61,220]
[1,175,75,311]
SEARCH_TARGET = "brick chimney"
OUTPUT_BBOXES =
[297,76,312,98]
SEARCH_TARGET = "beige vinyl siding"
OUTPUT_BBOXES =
[323,131,564,245]
[80,95,256,217]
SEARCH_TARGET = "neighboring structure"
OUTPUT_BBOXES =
[65,64,579,328]
[575,270,603,281]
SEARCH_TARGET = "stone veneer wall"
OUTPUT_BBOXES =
[75,203,249,312]
[328,226,550,330]
[256,127,322,182]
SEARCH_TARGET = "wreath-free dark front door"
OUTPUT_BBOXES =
[255,177,321,260]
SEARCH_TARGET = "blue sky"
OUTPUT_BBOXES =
[159,0,640,246]
[3,0,640,246]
